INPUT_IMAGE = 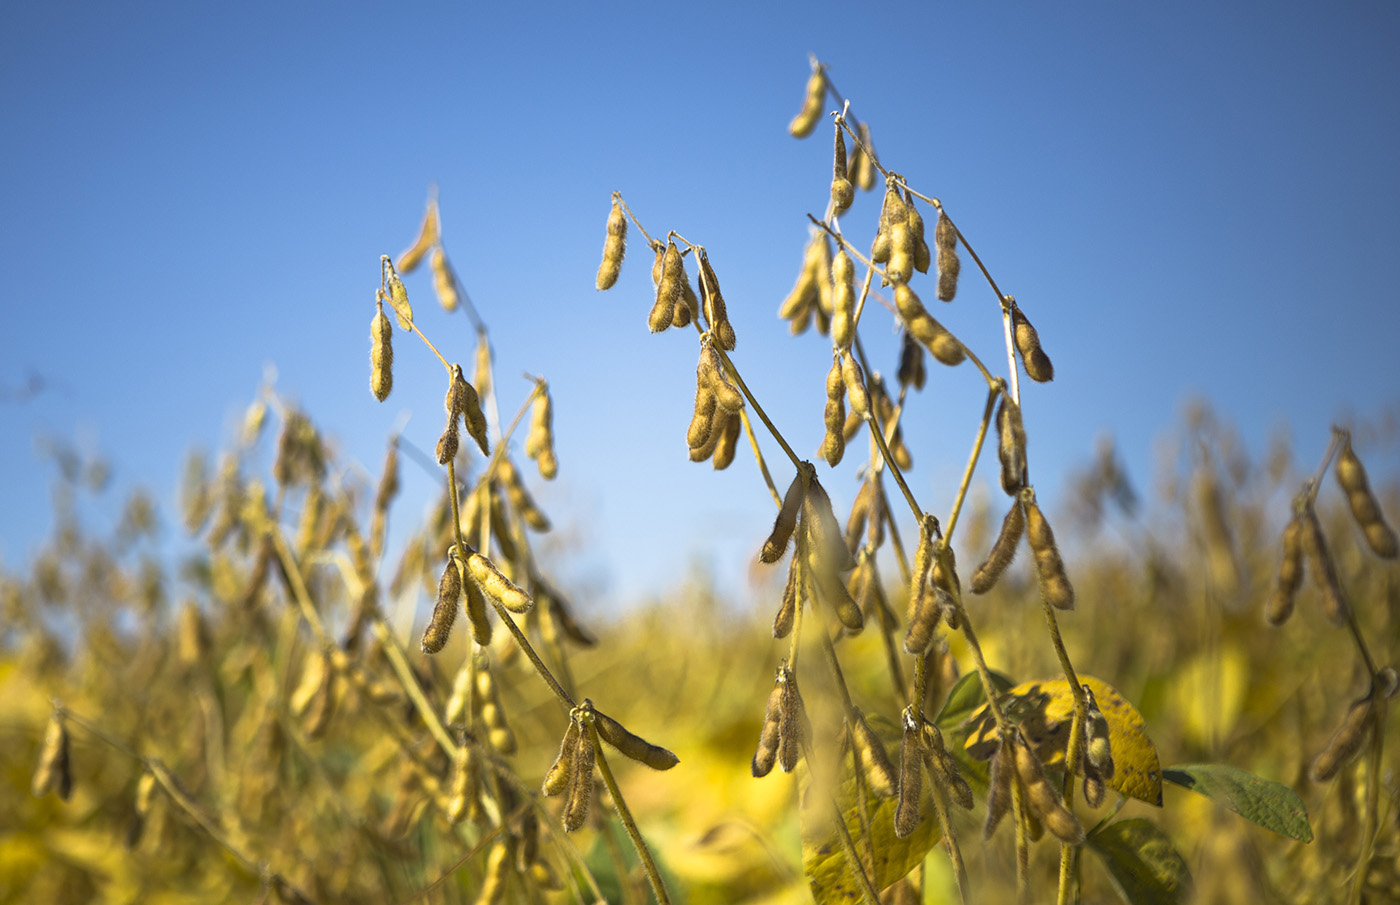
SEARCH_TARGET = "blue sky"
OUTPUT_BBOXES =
[2,2,1397,614]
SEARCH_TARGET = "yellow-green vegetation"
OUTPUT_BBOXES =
[4,57,1399,905]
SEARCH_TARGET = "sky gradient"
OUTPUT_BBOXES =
[2,2,1397,616]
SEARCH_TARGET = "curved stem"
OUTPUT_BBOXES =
[586,718,672,905]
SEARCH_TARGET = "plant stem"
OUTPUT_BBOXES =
[586,718,672,905]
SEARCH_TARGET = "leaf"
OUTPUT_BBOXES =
[1088,818,1194,905]
[964,674,1162,805]
[802,759,940,903]
[935,669,1015,729]
[1163,763,1313,842]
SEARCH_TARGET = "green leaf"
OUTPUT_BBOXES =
[935,669,1015,729]
[802,765,940,903]
[1163,763,1313,843]
[1088,818,1194,905]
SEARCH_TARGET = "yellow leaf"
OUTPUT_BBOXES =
[964,675,1162,806]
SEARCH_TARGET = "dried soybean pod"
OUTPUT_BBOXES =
[1025,492,1075,610]
[1083,686,1114,779]
[386,268,414,330]
[1083,773,1106,809]
[543,720,580,796]
[996,395,1027,495]
[821,396,846,467]
[788,65,826,138]
[300,651,336,739]
[752,678,783,777]
[896,330,927,392]
[1310,692,1377,782]
[804,474,856,572]
[688,384,719,451]
[370,306,394,402]
[467,551,534,614]
[32,713,72,800]
[1012,305,1055,382]
[698,341,745,412]
[497,456,550,532]
[830,245,856,351]
[844,479,875,555]
[903,585,943,656]
[807,233,836,322]
[698,249,737,351]
[1013,730,1084,843]
[812,565,864,633]
[984,739,1013,838]
[850,708,898,798]
[1266,514,1304,626]
[774,553,801,639]
[421,557,462,654]
[1299,506,1348,626]
[591,704,680,770]
[853,121,877,191]
[894,283,963,366]
[906,194,931,275]
[831,122,854,213]
[596,196,627,291]
[923,723,973,810]
[907,518,937,622]
[525,384,556,478]
[934,211,960,301]
[649,240,681,332]
[712,411,742,471]
[475,840,511,905]
[883,194,915,285]
[894,717,924,838]
[1336,434,1398,558]
[397,198,439,274]
[841,350,870,418]
[431,247,460,313]
[777,666,804,773]
[477,661,516,754]
[971,498,1025,594]
[464,573,492,646]
[451,365,490,457]
[563,720,595,832]
[761,468,809,563]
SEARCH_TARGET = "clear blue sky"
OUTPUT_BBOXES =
[2,2,1397,613]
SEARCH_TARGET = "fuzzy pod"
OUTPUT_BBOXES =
[370,307,394,402]
[467,551,534,614]
[841,351,870,418]
[1266,514,1304,626]
[648,241,681,332]
[688,384,719,451]
[788,67,826,138]
[923,724,974,810]
[1310,693,1377,782]
[896,333,926,395]
[1013,731,1084,843]
[1026,495,1075,610]
[464,573,492,646]
[852,122,877,190]
[907,520,937,623]
[497,457,550,532]
[894,719,924,838]
[299,652,337,739]
[778,249,819,330]
[525,387,557,479]
[1336,435,1398,559]
[1012,306,1055,382]
[698,250,737,351]
[752,679,784,777]
[543,720,580,797]
[1299,507,1349,626]
[698,342,745,412]
[984,740,1013,839]
[803,474,856,572]
[850,708,898,798]
[774,553,801,639]
[844,479,875,556]
[591,704,680,770]
[596,197,628,291]
[894,284,963,366]
[934,212,960,302]
[477,663,517,755]
[812,561,864,633]
[386,271,414,330]
[971,498,1025,594]
[761,469,809,563]
[31,714,72,800]
[830,247,856,350]
[711,411,742,471]
[396,200,439,274]
[907,195,931,275]
[777,667,804,773]
[831,126,855,217]
[448,365,490,457]
[1083,773,1106,809]
[421,558,462,654]
[563,721,596,832]
[821,396,846,467]
[903,583,943,656]
[1082,686,1115,779]
[996,396,1027,495]
[430,247,460,313]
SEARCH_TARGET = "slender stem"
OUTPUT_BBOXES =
[586,719,672,905]
[1349,694,1387,905]
[489,598,576,710]
[713,343,803,472]
[926,772,971,905]
[867,402,923,521]
[943,385,999,546]
[371,619,457,754]
[800,732,883,905]
[740,408,782,507]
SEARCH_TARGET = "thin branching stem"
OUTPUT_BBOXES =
[586,718,672,905]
